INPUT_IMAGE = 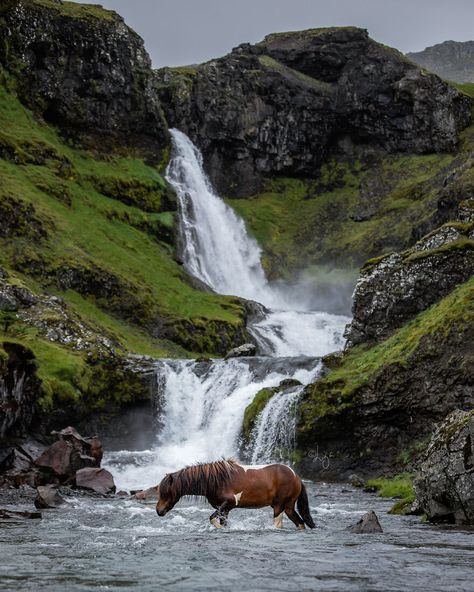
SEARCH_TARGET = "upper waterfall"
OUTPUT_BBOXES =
[166,129,277,306]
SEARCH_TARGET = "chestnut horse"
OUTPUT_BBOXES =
[156,459,315,529]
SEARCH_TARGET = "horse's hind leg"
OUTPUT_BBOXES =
[285,506,305,530]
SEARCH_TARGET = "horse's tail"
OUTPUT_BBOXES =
[297,482,315,528]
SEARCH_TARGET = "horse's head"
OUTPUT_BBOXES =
[156,473,179,516]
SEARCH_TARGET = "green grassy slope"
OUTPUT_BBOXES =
[229,132,474,279]
[0,68,250,407]
[299,275,474,430]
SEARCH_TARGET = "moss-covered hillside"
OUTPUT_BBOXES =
[0,66,250,410]
[230,105,474,279]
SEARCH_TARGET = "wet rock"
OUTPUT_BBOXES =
[225,343,257,359]
[279,378,302,389]
[0,508,41,520]
[75,467,116,495]
[0,447,44,487]
[116,490,129,497]
[349,474,364,488]
[35,427,101,481]
[348,510,383,533]
[133,485,159,500]
[414,410,474,525]
[34,485,65,509]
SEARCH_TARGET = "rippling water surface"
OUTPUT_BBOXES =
[1,483,473,592]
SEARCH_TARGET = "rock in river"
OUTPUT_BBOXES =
[75,467,116,495]
[348,511,383,533]
[34,485,65,509]
[225,343,257,359]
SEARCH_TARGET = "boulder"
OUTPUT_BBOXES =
[133,485,159,501]
[34,485,65,509]
[75,467,115,495]
[225,343,257,359]
[348,511,383,533]
[414,410,474,524]
[0,447,42,487]
[35,427,101,481]
[35,440,75,478]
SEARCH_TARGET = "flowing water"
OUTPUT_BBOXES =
[2,484,473,592]
[2,131,473,590]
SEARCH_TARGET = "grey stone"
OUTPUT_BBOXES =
[225,343,257,359]
[348,510,383,533]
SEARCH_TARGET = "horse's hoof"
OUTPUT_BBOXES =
[210,517,223,529]
[298,524,306,530]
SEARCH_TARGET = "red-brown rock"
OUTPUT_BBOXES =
[75,467,115,494]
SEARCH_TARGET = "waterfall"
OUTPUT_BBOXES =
[249,385,306,464]
[166,129,274,305]
[106,131,350,490]
[107,357,321,489]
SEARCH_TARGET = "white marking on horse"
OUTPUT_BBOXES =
[240,464,270,472]
[274,512,284,528]
[233,491,243,506]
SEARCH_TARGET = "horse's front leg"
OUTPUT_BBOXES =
[209,500,231,529]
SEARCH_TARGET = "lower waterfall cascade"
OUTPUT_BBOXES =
[106,130,350,491]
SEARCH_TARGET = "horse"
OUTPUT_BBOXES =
[156,459,315,529]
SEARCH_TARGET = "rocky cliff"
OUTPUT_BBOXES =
[0,0,168,154]
[408,40,474,84]
[157,27,471,197]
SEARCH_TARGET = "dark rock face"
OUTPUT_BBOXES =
[345,223,474,346]
[414,410,474,524]
[157,27,472,196]
[408,40,474,84]
[348,510,383,533]
[0,343,41,440]
[0,0,168,151]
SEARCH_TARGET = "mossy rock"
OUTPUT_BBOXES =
[242,387,279,441]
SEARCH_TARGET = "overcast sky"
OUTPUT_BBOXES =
[73,0,474,68]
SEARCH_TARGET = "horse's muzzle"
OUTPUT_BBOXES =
[157,508,167,517]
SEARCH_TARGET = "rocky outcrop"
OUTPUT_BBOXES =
[414,410,474,524]
[298,218,474,479]
[157,27,472,196]
[345,222,474,346]
[408,41,474,84]
[0,0,168,153]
